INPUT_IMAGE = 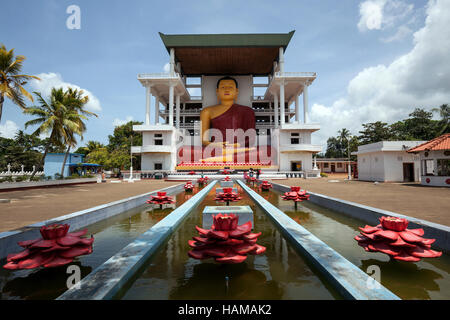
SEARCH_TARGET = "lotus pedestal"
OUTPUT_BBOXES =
[203,206,253,230]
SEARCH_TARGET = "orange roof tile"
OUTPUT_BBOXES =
[407,133,450,152]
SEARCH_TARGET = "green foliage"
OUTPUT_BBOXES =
[14,175,28,182]
[320,172,328,177]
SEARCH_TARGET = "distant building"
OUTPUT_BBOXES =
[44,153,102,178]
[315,158,356,174]
[352,141,426,182]
[407,133,450,187]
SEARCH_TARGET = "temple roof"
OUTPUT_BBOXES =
[159,31,295,76]
[407,133,450,152]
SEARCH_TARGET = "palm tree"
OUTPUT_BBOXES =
[0,44,40,122]
[338,128,351,158]
[59,88,97,177]
[432,104,450,135]
[24,88,88,180]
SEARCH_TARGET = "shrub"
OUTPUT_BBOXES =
[54,173,63,180]
[14,176,28,182]
[320,172,328,177]
[30,176,42,182]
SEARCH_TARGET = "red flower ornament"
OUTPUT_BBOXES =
[147,192,175,209]
[215,188,242,205]
[281,186,310,209]
[260,181,273,191]
[3,224,94,270]
[188,214,266,264]
[354,216,442,262]
[184,182,194,191]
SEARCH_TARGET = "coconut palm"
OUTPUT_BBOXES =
[338,128,351,158]
[24,88,88,180]
[59,88,97,177]
[432,104,449,135]
[0,44,40,122]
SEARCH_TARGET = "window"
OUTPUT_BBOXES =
[337,163,342,168]
[291,138,299,144]
[291,132,299,136]
[155,133,162,137]
[154,139,163,145]
[324,163,329,168]
[437,159,450,176]
[154,163,162,170]
[423,159,434,176]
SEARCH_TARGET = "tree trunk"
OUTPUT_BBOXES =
[30,142,50,181]
[0,94,4,123]
[61,145,71,178]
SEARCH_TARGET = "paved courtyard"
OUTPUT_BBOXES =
[0,180,180,233]
[1,176,449,233]
[275,174,450,227]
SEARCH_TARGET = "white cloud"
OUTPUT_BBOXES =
[311,0,450,150]
[381,25,412,42]
[0,120,19,139]
[112,115,133,127]
[29,73,102,112]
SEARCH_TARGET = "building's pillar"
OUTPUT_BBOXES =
[176,94,181,129]
[280,81,285,125]
[155,96,160,124]
[145,85,152,125]
[303,83,309,123]
[169,83,175,126]
[170,48,175,76]
[295,94,300,123]
[274,93,279,128]
[279,47,284,74]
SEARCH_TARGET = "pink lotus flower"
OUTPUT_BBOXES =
[354,216,442,262]
[188,214,266,264]
[260,181,273,191]
[184,182,194,191]
[281,186,310,208]
[147,192,175,209]
[215,188,242,205]
[3,224,94,270]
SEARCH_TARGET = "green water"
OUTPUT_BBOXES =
[118,185,339,300]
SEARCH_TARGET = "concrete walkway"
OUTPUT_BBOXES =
[275,176,450,226]
[0,180,181,233]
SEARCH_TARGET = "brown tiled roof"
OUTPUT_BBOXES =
[407,133,450,152]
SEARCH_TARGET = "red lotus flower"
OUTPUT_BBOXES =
[198,177,208,185]
[260,181,273,191]
[354,216,442,262]
[184,182,194,191]
[3,224,94,270]
[188,171,196,175]
[222,170,230,175]
[281,186,310,208]
[188,214,266,264]
[215,188,242,205]
[223,176,231,181]
[147,192,175,209]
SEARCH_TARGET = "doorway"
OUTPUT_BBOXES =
[291,161,302,171]
[403,163,414,182]
[331,164,336,173]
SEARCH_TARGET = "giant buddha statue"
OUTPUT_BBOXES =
[199,77,256,162]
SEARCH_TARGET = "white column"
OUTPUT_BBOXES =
[170,48,175,76]
[280,81,285,125]
[303,83,309,123]
[155,96,160,124]
[274,93,279,128]
[295,94,300,123]
[175,94,180,129]
[279,47,284,75]
[169,83,174,126]
[145,85,152,125]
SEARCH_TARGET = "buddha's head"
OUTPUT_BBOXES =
[216,76,239,103]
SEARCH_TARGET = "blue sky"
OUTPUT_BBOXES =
[1,0,448,150]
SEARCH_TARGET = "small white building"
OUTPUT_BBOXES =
[352,141,426,182]
[407,133,450,187]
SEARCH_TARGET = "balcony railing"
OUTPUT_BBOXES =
[137,72,180,79]
[274,72,316,78]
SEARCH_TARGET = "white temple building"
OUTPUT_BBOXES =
[132,31,321,173]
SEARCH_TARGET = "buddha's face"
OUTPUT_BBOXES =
[216,79,239,102]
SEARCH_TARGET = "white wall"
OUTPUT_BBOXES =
[279,152,312,171]
[419,150,450,187]
[141,153,173,171]
[202,75,252,108]
[357,152,385,181]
